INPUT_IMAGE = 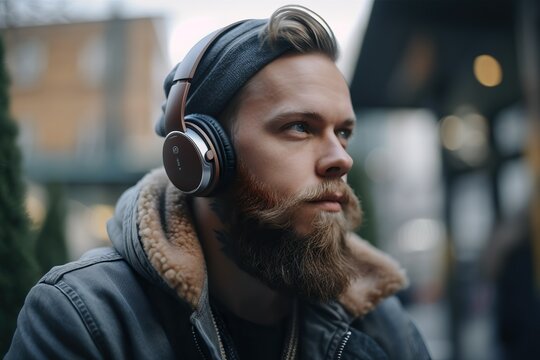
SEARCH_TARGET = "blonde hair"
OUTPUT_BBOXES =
[261,5,338,60]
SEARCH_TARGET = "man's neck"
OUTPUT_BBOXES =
[192,196,292,325]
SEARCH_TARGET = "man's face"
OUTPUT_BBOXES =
[232,52,357,235]
[221,53,362,301]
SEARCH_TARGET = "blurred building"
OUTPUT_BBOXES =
[350,0,539,359]
[3,16,169,257]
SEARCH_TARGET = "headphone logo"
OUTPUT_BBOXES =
[172,145,182,171]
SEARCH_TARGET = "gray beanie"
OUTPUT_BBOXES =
[155,19,293,137]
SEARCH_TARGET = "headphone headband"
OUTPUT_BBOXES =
[164,21,246,134]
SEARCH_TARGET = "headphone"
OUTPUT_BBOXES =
[162,22,245,197]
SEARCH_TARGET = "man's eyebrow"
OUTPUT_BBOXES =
[341,118,357,127]
[269,111,357,125]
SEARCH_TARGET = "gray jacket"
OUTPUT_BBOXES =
[6,169,430,359]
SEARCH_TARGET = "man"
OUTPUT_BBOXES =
[7,5,430,359]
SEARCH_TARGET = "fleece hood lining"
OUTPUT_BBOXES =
[136,169,407,317]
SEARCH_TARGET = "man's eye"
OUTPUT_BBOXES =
[287,122,308,133]
[337,128,353,139]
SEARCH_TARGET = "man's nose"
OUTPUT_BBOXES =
[316,136,354,178]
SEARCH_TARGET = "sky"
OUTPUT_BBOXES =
[50,0,374,80]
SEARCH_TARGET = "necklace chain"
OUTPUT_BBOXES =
[209,300,299,360]
[281,300,298,360]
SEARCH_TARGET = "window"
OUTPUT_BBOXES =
[78,35,106,87]
[6,38,47,88]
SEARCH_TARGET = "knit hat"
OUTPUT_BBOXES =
[155,19,292,137]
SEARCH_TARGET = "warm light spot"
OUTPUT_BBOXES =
[26,194,45,227]
[89,204,115,241]
[440,115,464,151]
[473,54,502,87]
[440,111,489,165]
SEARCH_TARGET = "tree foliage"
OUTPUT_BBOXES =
[0,36,39,355]
[35,183,68,274]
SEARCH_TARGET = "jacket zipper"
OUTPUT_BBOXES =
[335,330,352,360]
[192,325,207,360]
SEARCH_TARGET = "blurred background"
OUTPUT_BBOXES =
[1,0,539,359]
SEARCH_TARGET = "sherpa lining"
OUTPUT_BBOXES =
[137,169,206,309]
[339,234,408,316]
[136,169,407,316]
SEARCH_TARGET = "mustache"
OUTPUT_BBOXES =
[298,181,355,203]
[236,179,360,230]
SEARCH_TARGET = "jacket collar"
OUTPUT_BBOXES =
[136,169,407,318]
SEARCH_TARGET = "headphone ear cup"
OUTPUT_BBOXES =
[185,114,236,195]
[163,128,210,195]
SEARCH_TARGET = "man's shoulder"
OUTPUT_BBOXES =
[353,296,431,359]
[37,246,152,303]
[33,247,168,329]
[9,249,194,359]
[39,247,127,286]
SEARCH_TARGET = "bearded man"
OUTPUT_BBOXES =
[7,5,430,360]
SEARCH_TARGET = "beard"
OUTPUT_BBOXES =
[221,162,363,302]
